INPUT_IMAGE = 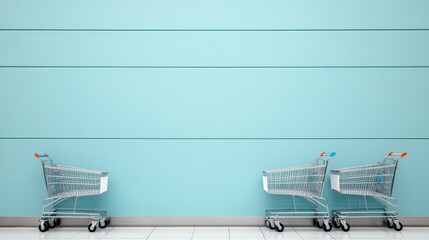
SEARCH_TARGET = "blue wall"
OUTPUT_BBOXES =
[1,1,429,217]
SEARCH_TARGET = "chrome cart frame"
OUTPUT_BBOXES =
[263,152,335,232]
[35,153,109,232]
[330,152,406,232]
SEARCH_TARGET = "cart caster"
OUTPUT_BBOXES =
[386,218,394,228]
[265,219,271,228]
[313,218,322,228]
[88,222,98,232]
[48,218,59,228]
[393,221,403,231]
[340,222,350,232]
[99,218,110,229]
[323,222,332,232]
[274,221,284,232]
[99,221,106,229]
[38,221,50,232]
[332,218,340,228]
[266,219,275,230]
[315,219,323,229]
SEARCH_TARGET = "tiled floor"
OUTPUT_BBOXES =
[0,226,428,240]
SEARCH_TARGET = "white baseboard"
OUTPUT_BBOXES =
[1,216,428,227]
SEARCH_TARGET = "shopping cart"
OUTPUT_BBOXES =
[330,152,406,232]
[35,153,109,232]
[263,152,335,232]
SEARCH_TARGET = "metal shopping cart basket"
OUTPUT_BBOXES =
[35,153,109,232]
[330,152,406,232]
[263,152,335,232]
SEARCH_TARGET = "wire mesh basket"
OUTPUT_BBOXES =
[44,165,108,198]
[331,163,396,197]
[263,163,327,197]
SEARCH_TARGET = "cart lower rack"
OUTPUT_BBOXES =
[263,152,335,232]
[330,152,406,232]
[35,153,109,232]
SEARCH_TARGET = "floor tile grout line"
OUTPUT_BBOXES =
[190,226,196,240]
[291,226,305,240]
[144,226,156,240]
[66,228,85,240]
[228,226,230,240]
[376,226,403,239]
[100,226,114,239]
[259,226,267,240]
[377,226,392,233]
[326,227,337,239]
[292,227,306,240]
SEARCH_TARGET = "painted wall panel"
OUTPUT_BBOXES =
[1,69,428,138]
[0,1,429,29]
[1,31,429,66]
[0,139,426,216]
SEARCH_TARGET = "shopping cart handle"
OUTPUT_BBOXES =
[388,152,407,157]
[320,152,336,157]
[34,153,49,158]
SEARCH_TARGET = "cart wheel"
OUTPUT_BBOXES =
[265,220,270,228]
[275,222,285,232]
[54,218,61,227]
[49,219,56,228]
[394,222,403,231]
[88,223,97,232]
[99,220,107,229]
[386,219,394,228]
[316,220,323,229]
[340,222,350,232]
[332,218,340,228]
[38,222,50,232]
[323,222,332,232]
[312,218,318,226]
[268,220,275,230]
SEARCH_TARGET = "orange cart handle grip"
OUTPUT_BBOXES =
[388,152,407,157]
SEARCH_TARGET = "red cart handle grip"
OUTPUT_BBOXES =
[388,152,407,157]
[320,152,336,157]
[34,153,49,158]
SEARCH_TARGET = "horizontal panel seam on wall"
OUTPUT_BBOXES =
[1,28,429,32]
[1,138,428,140]
[2,66,429,68]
